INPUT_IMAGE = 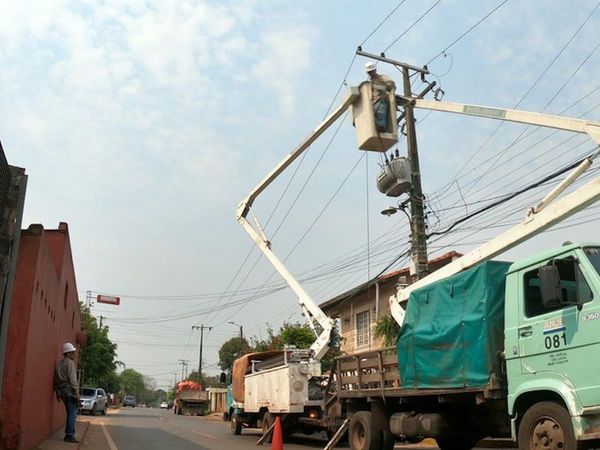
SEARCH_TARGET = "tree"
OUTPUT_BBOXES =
[373,315,401,347]
[279,322,315,349]
[218,337,250,372]
[249,321,316,352]
[79,304,118,389]
[120,368,145,399]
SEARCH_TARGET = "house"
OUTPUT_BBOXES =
[320,251,461,354]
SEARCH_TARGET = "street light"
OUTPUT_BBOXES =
[228,320,243,341]
[380,199,411,220]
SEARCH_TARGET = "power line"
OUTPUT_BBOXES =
[425,0,510,66]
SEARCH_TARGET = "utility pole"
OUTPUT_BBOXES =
[402,66,429,281]
[99,315,104,329]
[357,49,433,281]
[192,325,212,384]
[177,359,189,381]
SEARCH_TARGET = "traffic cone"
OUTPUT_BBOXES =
[271,415,284,450]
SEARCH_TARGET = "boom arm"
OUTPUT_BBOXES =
[236,87,360,361]
[390,98,600,325]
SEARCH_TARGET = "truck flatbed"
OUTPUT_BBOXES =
[335,348,491,399]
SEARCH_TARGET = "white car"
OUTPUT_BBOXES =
[160,401,168,409]
[79,387,108,415]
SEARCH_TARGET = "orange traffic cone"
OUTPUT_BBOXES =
[271,415,284,450]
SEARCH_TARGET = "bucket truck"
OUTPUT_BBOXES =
[232,78,600,450]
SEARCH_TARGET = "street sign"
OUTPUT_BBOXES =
[96,295,120,306]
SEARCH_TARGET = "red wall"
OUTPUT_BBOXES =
[1,223,82,450]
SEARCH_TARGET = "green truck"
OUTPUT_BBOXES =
[235,78,600,450]
[335,244,600,450]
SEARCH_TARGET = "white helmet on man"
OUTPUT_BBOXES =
[365,62,377,73]
[62,342,76,354]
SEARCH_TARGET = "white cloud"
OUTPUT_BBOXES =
[252,27,317,116]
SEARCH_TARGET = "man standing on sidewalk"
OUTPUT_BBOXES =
[55,342,80,443]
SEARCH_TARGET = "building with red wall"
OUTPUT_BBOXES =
[1,222,82,450]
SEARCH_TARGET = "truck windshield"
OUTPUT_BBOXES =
[584,247,600,276]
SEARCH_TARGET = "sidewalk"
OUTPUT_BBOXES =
[36,416,113,450]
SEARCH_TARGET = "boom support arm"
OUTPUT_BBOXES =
[390,98,600,325]
[236,87,360,361]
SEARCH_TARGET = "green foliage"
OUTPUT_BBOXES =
[218,337,250,371]
[279,322,315,349]
[120,368,145,398]
[373,314,401,347]
[79,305,118,390]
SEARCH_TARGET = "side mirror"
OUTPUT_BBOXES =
[538,265,563,308]
[219,372,227,384]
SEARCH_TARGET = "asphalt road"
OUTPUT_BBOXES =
[86,407,515,450]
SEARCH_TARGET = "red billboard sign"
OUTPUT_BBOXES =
[96,295,120,306]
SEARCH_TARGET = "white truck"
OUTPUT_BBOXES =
[231,70,600,448]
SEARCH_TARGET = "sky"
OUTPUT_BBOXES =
[2,0,600,389]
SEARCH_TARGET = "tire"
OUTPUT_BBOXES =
[262,412,274,444]
[102,407,107,416]
[231,414,242,435]
[518,401,582,450]
[349,411,382,450]
[91,405,97,416]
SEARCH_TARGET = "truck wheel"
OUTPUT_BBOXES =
[262,412,273,443]
[518,401,581,450]
[349,411,382,450]
[231,415,242,435]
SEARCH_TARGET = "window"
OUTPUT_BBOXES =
[356,310,370,347]
[524,257,593,318]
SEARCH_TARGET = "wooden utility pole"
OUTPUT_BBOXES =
[356,49,433,280]
[192,325,212,383]
[177,359,189,381]
[401,67,429,280]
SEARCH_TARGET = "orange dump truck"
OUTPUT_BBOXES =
[174,380,209,416]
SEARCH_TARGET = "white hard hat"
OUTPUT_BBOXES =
[365,62,376,73]
[62,342,76,354]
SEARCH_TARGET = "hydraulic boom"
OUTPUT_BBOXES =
[236,87,359,361]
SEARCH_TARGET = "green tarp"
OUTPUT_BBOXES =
[397,261,511,389]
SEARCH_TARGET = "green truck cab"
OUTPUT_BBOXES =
[505,243,600,447]
[336,243,600,450]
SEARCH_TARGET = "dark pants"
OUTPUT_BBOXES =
[63,397,78,438]
[374,98,389,132]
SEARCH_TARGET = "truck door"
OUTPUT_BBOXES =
[517,252,600,407]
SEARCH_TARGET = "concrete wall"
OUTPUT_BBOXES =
[1,223,81,450]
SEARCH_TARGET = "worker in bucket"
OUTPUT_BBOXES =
[365,61,395,132]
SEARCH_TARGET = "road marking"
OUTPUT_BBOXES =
[190,430,217,440]
[100,422,119,450]
[158,416,217,440]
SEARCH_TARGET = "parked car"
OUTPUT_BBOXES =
[79,387,108,415]
[160,401,168,409]
[123,395,137,407]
